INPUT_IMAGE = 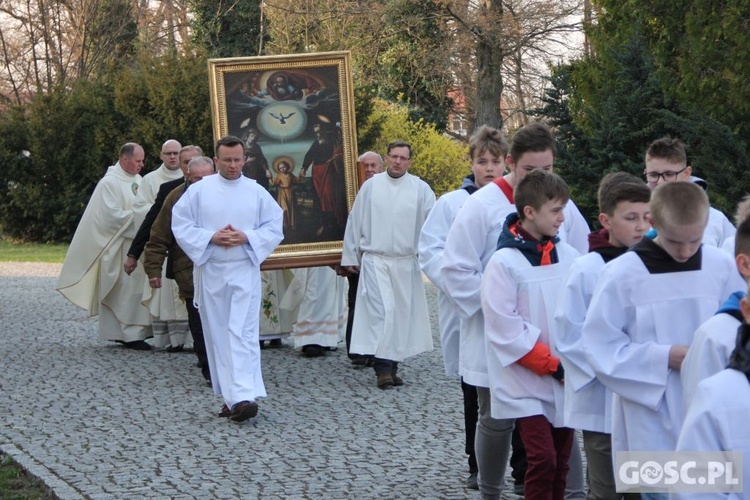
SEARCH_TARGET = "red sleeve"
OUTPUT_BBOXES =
[516,341,561,376]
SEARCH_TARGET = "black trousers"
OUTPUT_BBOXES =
[185,299,210,380]
[461,378,479,474]
[345,273,359,358]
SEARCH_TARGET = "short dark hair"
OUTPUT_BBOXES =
[387,141,412,158]
[646,136,687,166]
[509,122,557,163]
[469,125,510,162]
[514,170,569,221]
[119,142,140,158]
[735,215,750,258]
[215,135,245,156]
[597,172,651,215]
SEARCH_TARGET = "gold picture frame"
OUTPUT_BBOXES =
[208,51,358,270]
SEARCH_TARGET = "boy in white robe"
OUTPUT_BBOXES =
[418,125,509,489]
[675,289,750,499]
[441,122,589,497]
[342,141,435,389]
[554,172,651,499]
[172,136,283,422]
[482,171,579,500]
[57,143,153,349]
[681,213,750,411]
[582,182,745,497]
[643,136,735,248]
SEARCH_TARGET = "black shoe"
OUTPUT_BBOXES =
[123,340,152,351]
[165,344,184,353]
[269,338,282,347]
[230,400,259,422]
[466,472,478,490]
[302,344,324,357]
[350,357,367,366]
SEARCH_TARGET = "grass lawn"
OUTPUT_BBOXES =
[0,240,68,263]
[0,453,57,499]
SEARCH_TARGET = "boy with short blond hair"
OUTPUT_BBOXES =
[418,125,509,489]
[644,136,735,247]
[554,172,651,499]
[482,170,580,500]
[582,182,745,492]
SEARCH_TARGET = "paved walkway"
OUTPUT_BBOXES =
[0,263,524,499]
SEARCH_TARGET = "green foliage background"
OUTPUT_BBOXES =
[4,1,750,241]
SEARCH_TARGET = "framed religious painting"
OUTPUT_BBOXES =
[207,51,359,270]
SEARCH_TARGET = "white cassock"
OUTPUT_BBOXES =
[133,164,189,348]
[681,308,742,413]
[553,252,614,433]
[440,180,590,388]
[675,369,750,500]
[56,163,152,342]
[704,206,736,248]
[171,174,283,407]
[418,186,470,376]
[582,245,745,454]
[481,244,579,424]
[281,266,348,349]
[342,172,435,361]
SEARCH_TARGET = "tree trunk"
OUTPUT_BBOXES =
[473,0,504,131]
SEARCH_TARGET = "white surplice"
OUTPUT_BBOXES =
[675,369,750,500]
[133,164,188,347]
[440,180,590,388]
[553,252,614,433]
[582,246,745,454]
[704,206,736,248]
[171,174,283,407]
[342,172,436,361]
[283,266,348,349]
[481,244,579,424]
[56,163,152,342]
[418,187,470,376]
[681,311,741,413]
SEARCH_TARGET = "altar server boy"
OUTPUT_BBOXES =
[481,170,580,500]
[582,182,745,466]
[675,283,750,499]
[681,213,750,410]
[554,172,651,499]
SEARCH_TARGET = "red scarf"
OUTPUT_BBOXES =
[509,221,555,266]
[493,177,514,203]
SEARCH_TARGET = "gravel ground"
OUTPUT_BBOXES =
[1,262,540,499]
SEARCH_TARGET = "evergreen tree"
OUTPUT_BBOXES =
[189,0,267,58]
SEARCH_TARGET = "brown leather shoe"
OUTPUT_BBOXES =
[218,404,231,418]
[392,374,404,386]
[230,400,259,422]
[376,373,394,389]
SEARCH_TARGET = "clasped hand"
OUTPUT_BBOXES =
[211,224,248,248]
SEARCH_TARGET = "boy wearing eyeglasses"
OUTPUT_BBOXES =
[644,136,735,247]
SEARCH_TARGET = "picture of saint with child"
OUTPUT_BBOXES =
[211,53,357,259]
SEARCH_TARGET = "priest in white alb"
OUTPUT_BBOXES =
[131,139,190,350]
[171,135,283,422]
[56,143,153,350]
[342,141,435,389]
